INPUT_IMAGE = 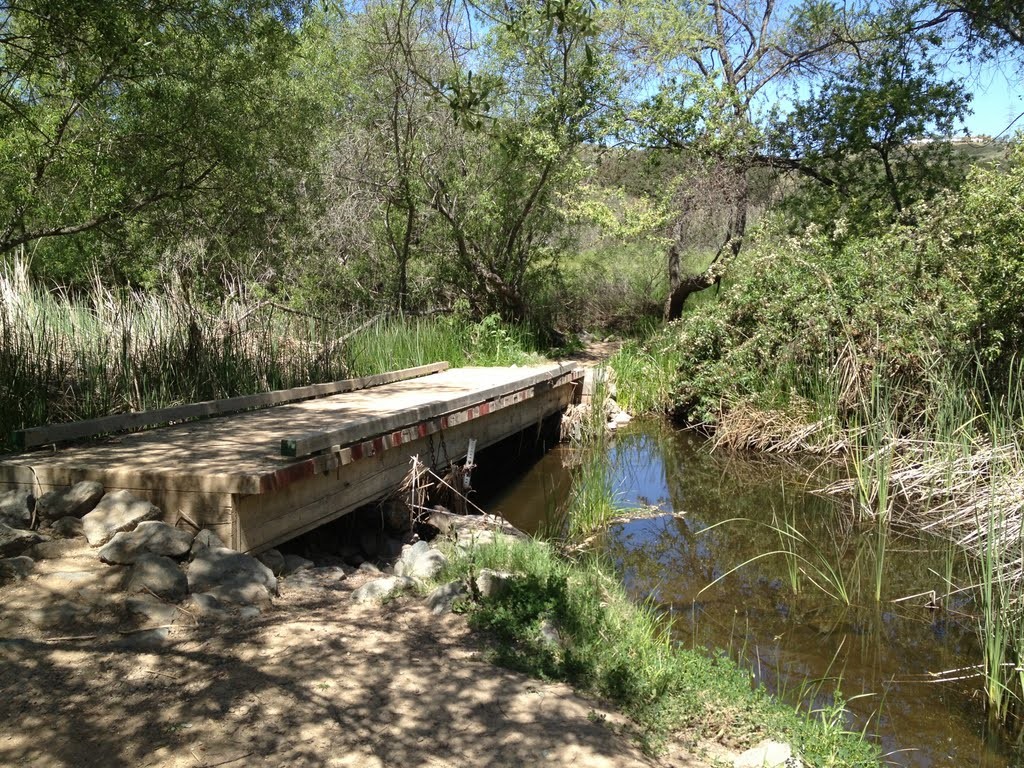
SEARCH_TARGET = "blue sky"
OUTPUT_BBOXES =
[962,66,1023,137]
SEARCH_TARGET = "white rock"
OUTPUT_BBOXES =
[188,546,277,607]
[733,740,793,768]
[98,521,193,564]
[82,490,160,546]
[475,568,515,599]
[351,576,415,603]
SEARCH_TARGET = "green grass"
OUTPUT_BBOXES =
[609,340,683,415]
[439,535,881,764]
[342,313,542,375]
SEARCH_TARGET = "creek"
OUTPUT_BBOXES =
[480,420,1021,767]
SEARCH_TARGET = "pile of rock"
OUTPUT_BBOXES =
[0,482,283,628]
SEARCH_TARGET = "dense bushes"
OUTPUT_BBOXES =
[649,146,1024,428]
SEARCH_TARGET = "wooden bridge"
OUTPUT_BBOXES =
[0,362,582,553]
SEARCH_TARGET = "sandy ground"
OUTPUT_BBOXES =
[0,550,725,768]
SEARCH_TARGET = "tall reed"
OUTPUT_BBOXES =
[0,259,346,449]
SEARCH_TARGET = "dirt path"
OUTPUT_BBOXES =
[0,563,721,768]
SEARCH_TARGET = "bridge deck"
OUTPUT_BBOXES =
[0,363,581,552]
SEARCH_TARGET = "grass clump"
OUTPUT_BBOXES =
[608,339,683,416]
[440,536,881,764]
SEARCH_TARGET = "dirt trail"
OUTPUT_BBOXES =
[0,565,721,768]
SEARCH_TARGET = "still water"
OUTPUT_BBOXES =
[482,421,1020,767]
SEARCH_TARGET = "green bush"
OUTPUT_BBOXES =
[659,146,1024,427]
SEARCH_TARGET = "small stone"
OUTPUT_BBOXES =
[98,521,193,564]
[37,481,104,520]
[0,523,43,557]
[613,410,632,426]
[82,490,161,546]
[0,556,34,582]
[282,554,314,575]
[351,576,415,603]
[0,490,34,528]
[51,516,85,539]
[475,568,515,599]
[190,529,227,556]
[257,548,286,575]
[426,580,468,614]
[733,741,793,768]
[125,554,188,602]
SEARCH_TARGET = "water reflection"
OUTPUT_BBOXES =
[484,422,1021,767]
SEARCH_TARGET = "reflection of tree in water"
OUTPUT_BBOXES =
[599,422,1000,767]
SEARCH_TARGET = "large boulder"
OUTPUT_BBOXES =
[81,490,161,546]
[0,490,34,528]
[98,521,193,564]
[37,481,104,521]
[0,523,43,558]
[125,554,188,602]
[188,546,277,608]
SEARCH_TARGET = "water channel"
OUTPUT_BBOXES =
[480,420,1021,767]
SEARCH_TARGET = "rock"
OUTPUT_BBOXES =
[97,521,193,564]
[188,546,277,607]
[733,741,794,768]
[537,619,562,649]
[0,523,43,557]
[351,575,415,603]
[187,592,232,622]
[358,562,382,575]
[81,490,160,546]
[613,410,632,426]
[190,529,227,556]
[0,490,34,528]
[51,516,84,539]
[282,554,314,575]
[395,541,447,581]
[126,595,181,626]
[0,556,34,582]
[30,538,86,560]
[125,554,188,602]
[257,548,286,575]
[37,481,104,520]
[426,580,468,614]
[475,568,515,599]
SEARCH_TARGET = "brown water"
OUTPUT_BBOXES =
[481,421,1023,767]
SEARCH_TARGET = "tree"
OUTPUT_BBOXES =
[766,30,970,230]
[616,0,863,319]
[0,0,313,286]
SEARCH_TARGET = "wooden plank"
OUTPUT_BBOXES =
[281,362,580,458]
[236,383,574,552]
[13,362,450,450]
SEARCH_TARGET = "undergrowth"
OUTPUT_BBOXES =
[439,536,881,765]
